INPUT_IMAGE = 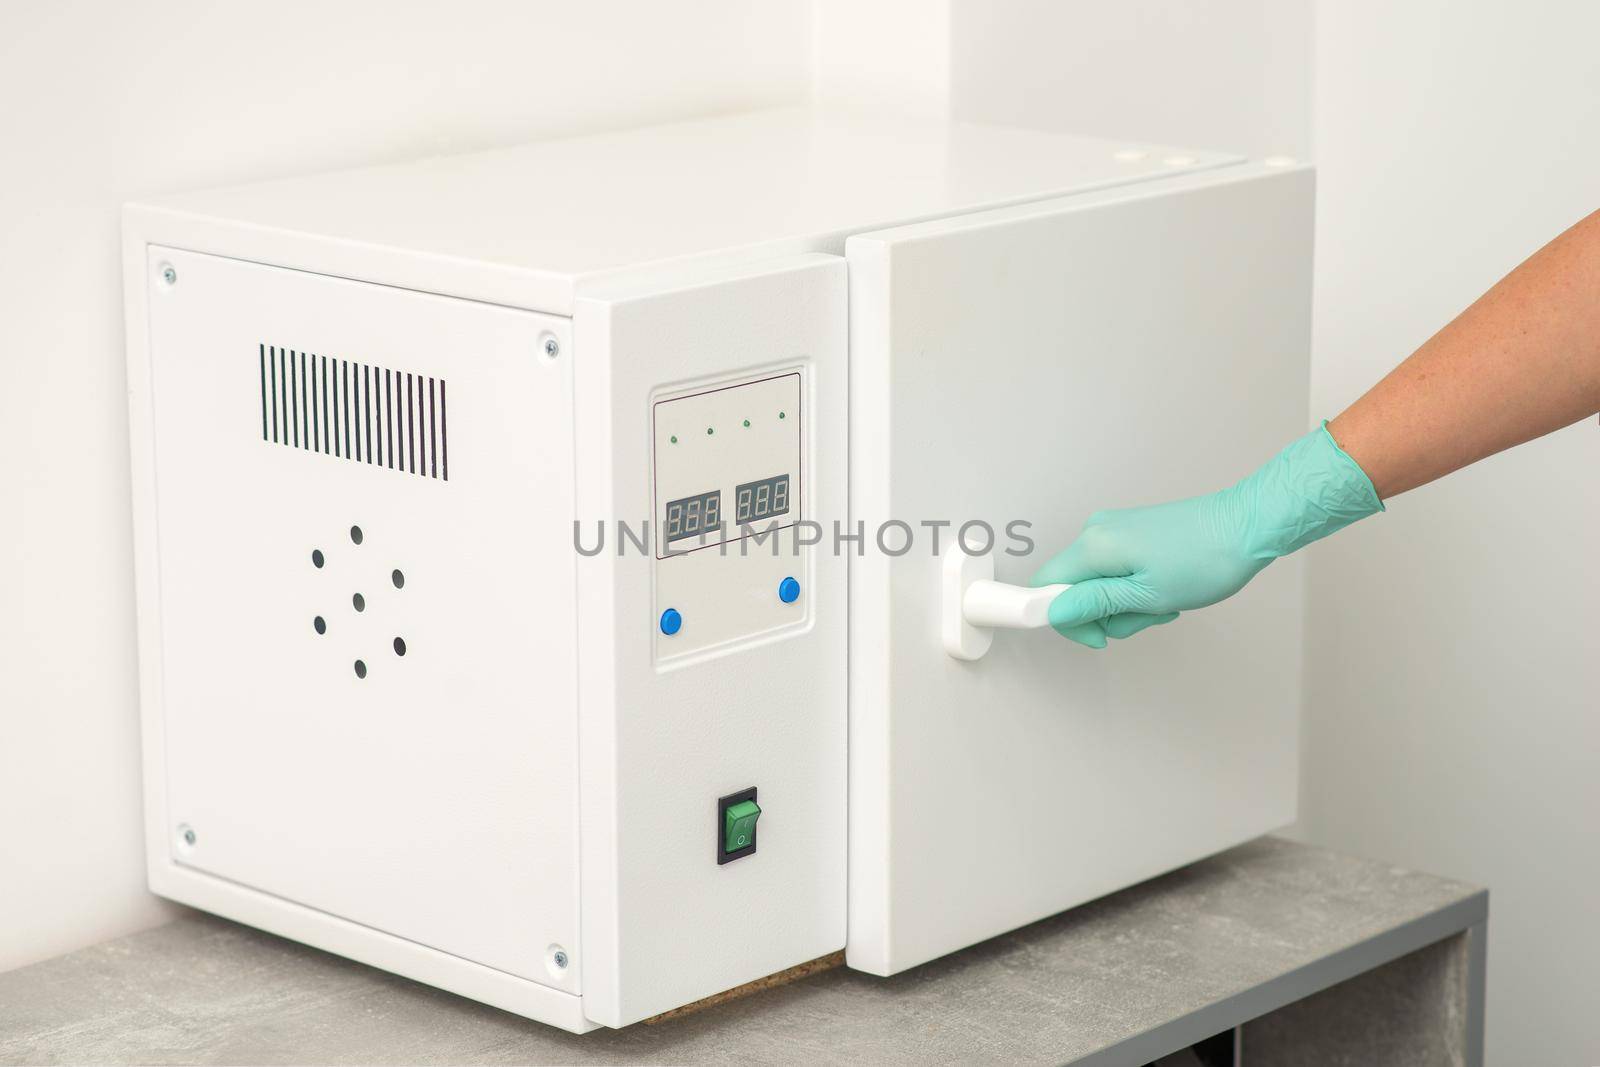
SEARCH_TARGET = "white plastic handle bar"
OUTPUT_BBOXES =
[942,549,1070,661]
[962,579,1067,630]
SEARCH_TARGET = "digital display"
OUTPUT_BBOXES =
[735,474,791,525]
[664,490,722,543]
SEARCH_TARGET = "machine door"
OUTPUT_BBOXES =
[845,164,1314,974]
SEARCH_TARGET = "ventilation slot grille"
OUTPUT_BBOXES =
[259,345,447,481]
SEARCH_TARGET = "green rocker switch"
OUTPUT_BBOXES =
[724,799,760,851]
[719,793,761,863]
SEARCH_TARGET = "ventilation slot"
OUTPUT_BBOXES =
[259,345,448,481]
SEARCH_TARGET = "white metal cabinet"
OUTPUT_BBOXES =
[128,244,847,1031]
[123,108,1313,1032]
[846,164,1314,974]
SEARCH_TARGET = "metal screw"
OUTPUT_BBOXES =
[161,265,177,286]
[542,336,560,359]
[553,950,569,969]
[181,826,196,846]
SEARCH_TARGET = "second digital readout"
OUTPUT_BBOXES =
[735,474,790,524]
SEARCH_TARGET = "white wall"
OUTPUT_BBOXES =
[1302,4,1600,1064]
[0,0,810,974]
[813,0,952,117]
[950,0,1311,159]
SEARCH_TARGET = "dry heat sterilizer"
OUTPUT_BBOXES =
[123,108,1311,1031]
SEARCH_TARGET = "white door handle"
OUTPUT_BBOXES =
[942,549,1070,661]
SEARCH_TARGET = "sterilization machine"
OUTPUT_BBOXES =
[123,108,1311,1031]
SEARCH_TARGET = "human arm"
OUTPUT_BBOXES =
[1033,209,1600,648]
[1329,208,1600,497]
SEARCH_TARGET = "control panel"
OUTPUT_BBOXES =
[651,372,807,660]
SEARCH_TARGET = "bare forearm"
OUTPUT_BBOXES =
[1328,209,1600,498]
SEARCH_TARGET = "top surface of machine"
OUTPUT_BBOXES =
[131,107,1236,316]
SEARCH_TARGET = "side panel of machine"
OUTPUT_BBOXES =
[134,245,582,996]
[573,255,848,1025]
[846,166,1314,974]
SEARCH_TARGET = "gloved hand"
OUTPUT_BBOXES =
[1030,423,1383,648]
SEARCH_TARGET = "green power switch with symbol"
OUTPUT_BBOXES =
[718,788,761,864]
[724,799,760,852]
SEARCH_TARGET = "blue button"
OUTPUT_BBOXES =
[660,608,682,636]
[778,577,801,604]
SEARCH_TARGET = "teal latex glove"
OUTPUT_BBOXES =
[1030,423,1383,648]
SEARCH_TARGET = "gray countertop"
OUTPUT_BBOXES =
[0,836,1486,1066]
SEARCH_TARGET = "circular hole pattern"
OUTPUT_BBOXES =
[354,660,367,679]
[392,569,405,589]
[313,616,327,635]
[393,636,407,657]
[311,549,325,568]
[352,592,365,612]
[350,525,364,545]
